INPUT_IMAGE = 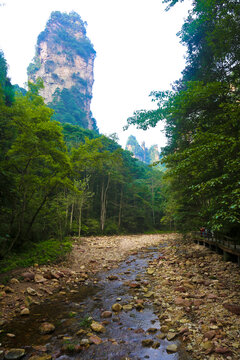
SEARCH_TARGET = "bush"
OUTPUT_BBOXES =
[0,238,73,273]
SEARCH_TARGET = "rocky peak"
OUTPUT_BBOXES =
[28,11,97,131]
[126,135,160,165]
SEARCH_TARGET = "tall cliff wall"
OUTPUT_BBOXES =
[28,11,97,131]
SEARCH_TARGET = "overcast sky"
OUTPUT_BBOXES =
[0,0,191,150]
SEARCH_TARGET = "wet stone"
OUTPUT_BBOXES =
[28,356,52,360]
[112,303,122,312]
[166,344,178,353]
[147,328,158,334]
[167,332,177,341]
[142,339,154,347]
[4,349,25,360]
[101,311,112,318]
[39,322,55,335]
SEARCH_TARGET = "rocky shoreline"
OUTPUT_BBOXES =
[149,237,240,360]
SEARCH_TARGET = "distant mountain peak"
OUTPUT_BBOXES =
[126,135,160,165]
[28,11,97,131]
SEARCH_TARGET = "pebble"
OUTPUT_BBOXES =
[166,344,178,353]
[20,308,30,316]
[112,303,122,312]
[39,322,55,334]
[90,321,105,333]
[142,339,154,347]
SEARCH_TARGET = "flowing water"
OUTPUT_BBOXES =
[1,244,191,360]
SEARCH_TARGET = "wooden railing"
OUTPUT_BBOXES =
[191,231,240,255]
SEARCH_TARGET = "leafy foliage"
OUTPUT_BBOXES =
[126,0,240,236]
[0,50,166,263]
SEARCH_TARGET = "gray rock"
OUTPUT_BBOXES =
[4,349,25,360]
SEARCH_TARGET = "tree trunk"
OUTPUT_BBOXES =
[100,175,110,231]
[151,178,155,225]
[78,201,83,238]
[70,203,74,230]
[118,186,123,228]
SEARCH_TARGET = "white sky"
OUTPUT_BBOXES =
[0,0,191,150]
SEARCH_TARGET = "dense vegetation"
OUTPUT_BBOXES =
[127,0,240,237]
[0,51,165,267]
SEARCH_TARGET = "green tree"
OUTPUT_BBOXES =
[126,0,240,235]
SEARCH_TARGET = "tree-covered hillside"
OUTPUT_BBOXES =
[127,0,240,237]
[0,51,165,262]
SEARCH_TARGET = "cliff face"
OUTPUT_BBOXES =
[28,11,97,131]
[126,135,160,165]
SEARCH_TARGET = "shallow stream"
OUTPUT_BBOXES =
[1,244,191,360]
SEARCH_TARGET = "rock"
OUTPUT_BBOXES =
[20,308,30,316]
[34,274,47,283]
[0,319,6,326]
[39,322,55,334]
[201,341,213,350]
[90,321,105,333]
[144,291,154,298]
[214,347,230,354]
[193,299,204,306]
[26,287,37,296]
[167,332,177,341]
[107,275,118,280]
[28,356,52,360]
[147,328,157,334]
[135,303,144,311]
[0,291,6,298]
[112,303,122,312]
[175,297,192,307]
[10,278,19,285]
[4,286,14,293]
[129,282,140,288]
[166,344,178,353]
[76,329,86,336]
[223,303,240,315]
[204,330,217,340]
[142,339,154,347]
[123,304,133,311]
[22,272,35,281]
[4,349,25,360]
[32,346,47,352]
[147,268,155,275]
[89,335,102,345]
[152,342,160,349]
[160,325,169,333]
[80,339,90,346]
[101,311,112,318]
[207,293,218,300]
[43,271,53,280]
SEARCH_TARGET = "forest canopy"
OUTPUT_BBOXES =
[0,51,166,262]
[127,0,240,236]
